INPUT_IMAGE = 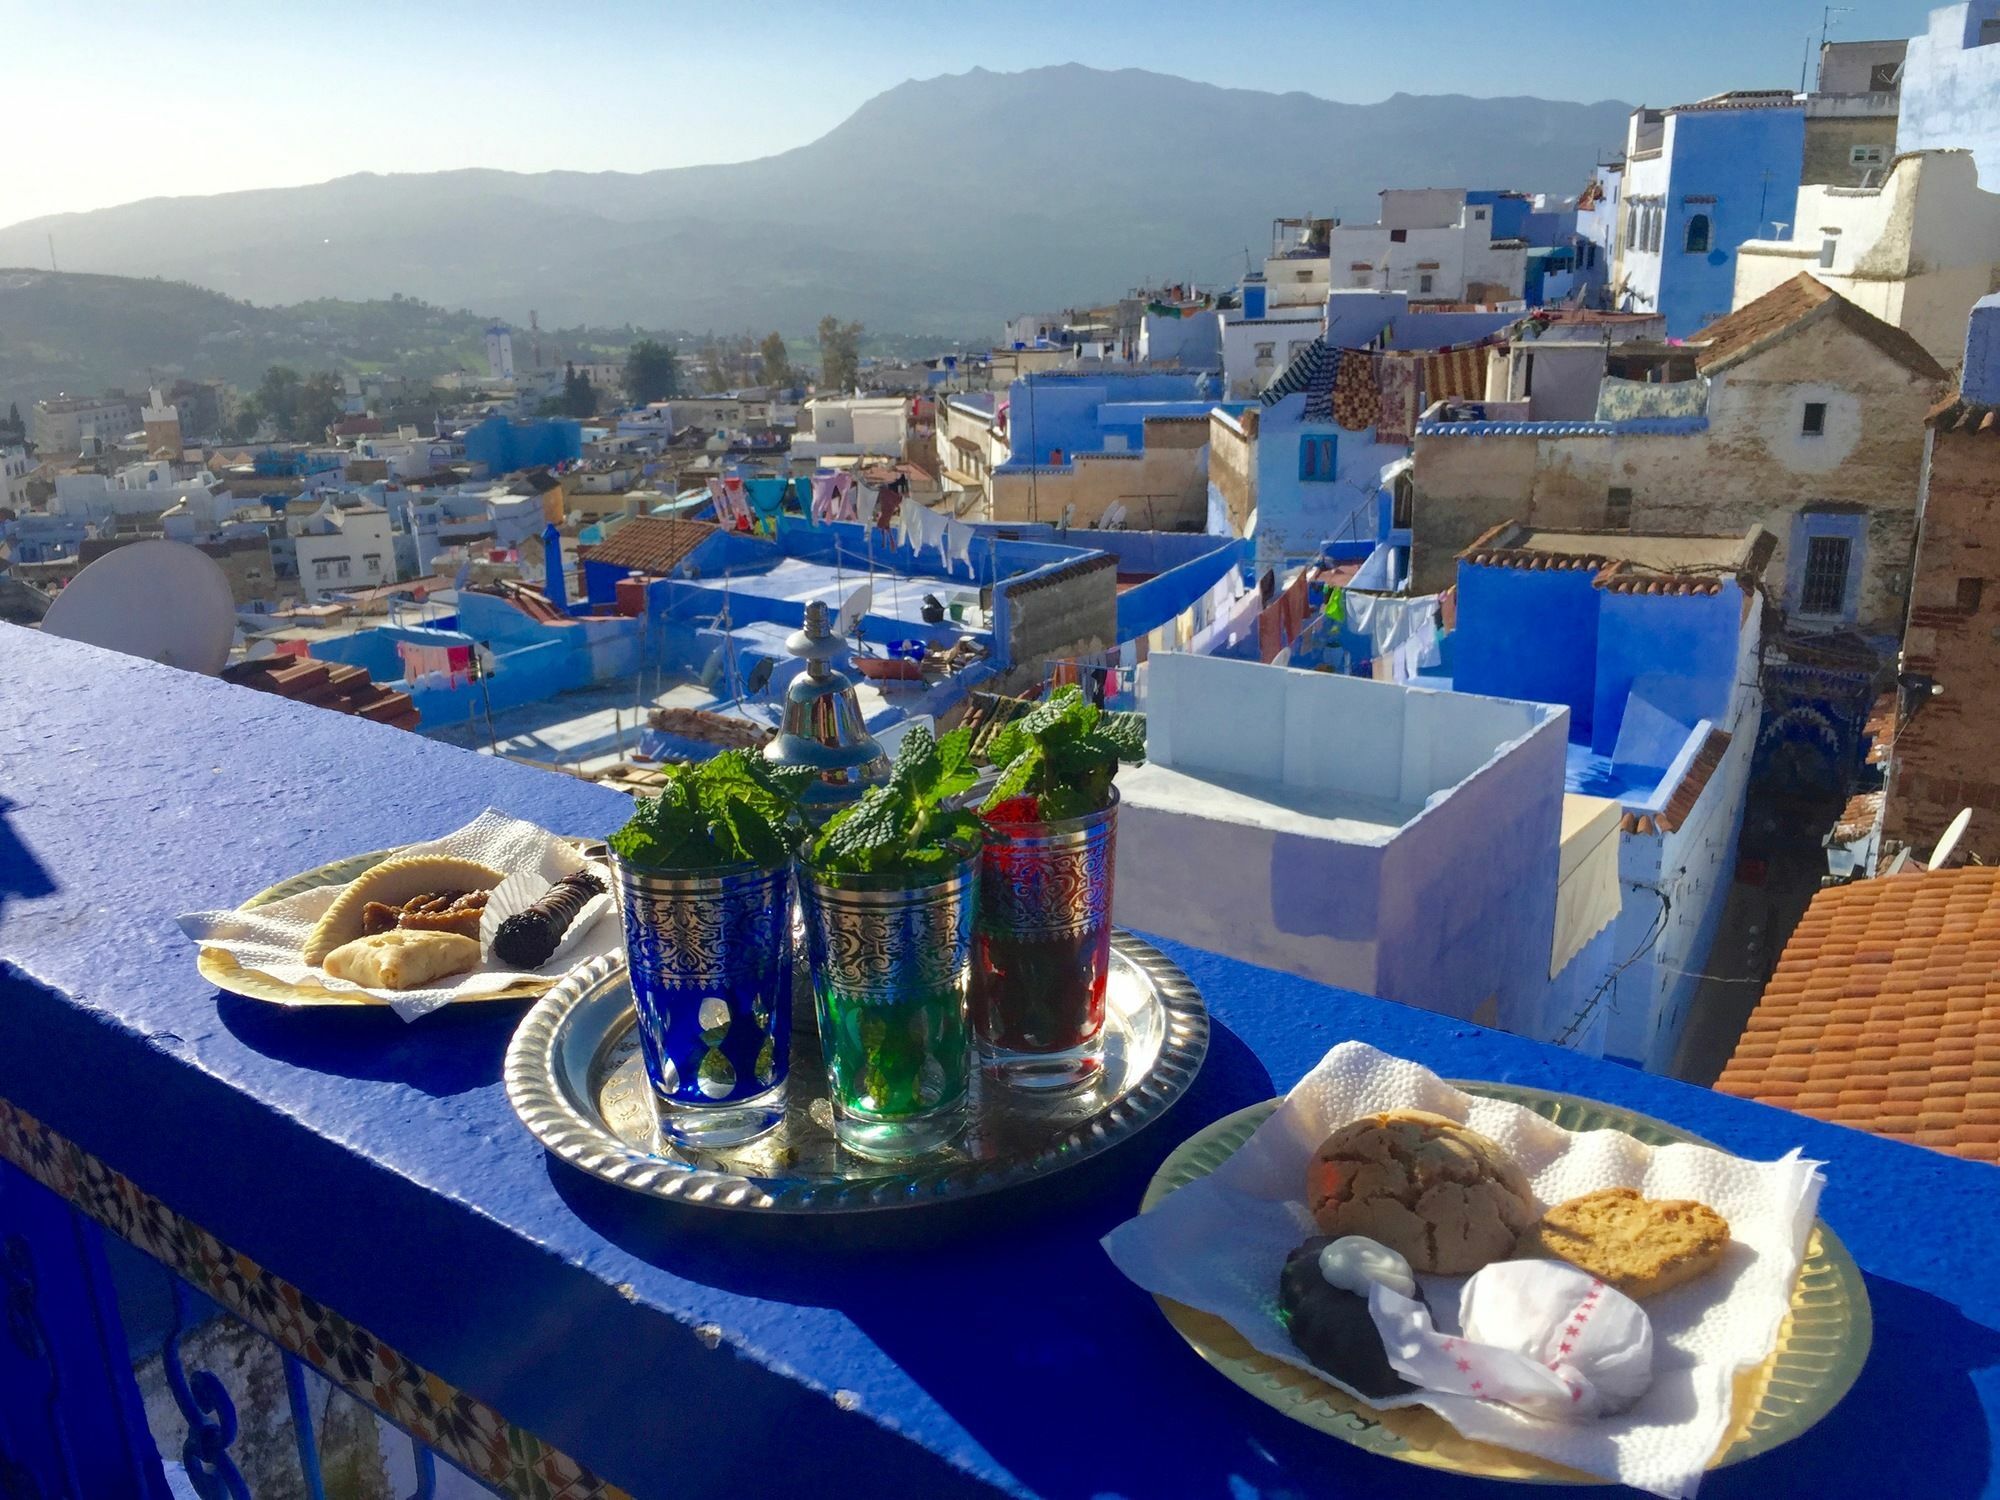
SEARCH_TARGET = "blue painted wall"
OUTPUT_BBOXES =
[1656,107,1804,336]
[460,415,583,475]
[999,372,1212,467]
[1590,584,1740,759]
[1116,539,1250,643]
[1453,563,1602,742]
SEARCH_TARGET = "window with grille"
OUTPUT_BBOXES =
[1802,402,1827,436]
[1801,534,1852,615]
[1390,228,1408,243]
[1869,61,1900,90]
[1851,144,1887,167]
[1299,435,1337,481]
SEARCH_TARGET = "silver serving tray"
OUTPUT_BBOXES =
[503,930,1208,1213]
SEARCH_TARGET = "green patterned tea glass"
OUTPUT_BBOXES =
[800,857,976,1159]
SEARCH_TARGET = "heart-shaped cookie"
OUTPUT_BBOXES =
[1518,1186,1731,1298]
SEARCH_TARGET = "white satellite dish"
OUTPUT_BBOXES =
[1928,807,1974,870]
[834,584,873,638]
[40,540,235,675]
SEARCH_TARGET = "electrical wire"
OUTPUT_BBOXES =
[1554,883,1671,1047]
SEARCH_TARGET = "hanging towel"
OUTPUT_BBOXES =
[854,483,880,528]
[810,472,841,522]
[1376,355,1420,445]
[1323,586,1346,627]
[943,518,975,575]
[1332,350,1382,432]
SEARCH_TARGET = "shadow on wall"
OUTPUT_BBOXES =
[0,796,57,925]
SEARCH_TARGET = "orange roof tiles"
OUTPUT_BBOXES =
[578,517,718,576]
[1716,867,2000,1165]
[1617,728,1731,835]
[1691,274,1949,381]
[222,657,420,731]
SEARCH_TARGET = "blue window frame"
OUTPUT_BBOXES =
[1299,435,1337,481]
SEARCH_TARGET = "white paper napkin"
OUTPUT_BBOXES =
[178,809,616,1020]
[1101,1041,1825,1498]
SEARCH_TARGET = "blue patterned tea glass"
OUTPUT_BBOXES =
[801,858,976,1161]
[608,855,793,1151]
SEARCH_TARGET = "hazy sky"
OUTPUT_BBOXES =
[0,0,1939,228]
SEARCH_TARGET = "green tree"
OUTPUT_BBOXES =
[624,339,679,404]
[561,362,597,417]
[0,401,23,443]
[234,365,344,442]
[758,331,794,390]
[817,316,863,393]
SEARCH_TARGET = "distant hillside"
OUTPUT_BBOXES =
[0,67,1632,334]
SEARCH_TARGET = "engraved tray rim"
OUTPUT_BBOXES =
[1139,1090,1872,1485]
[503,930,1210,1215]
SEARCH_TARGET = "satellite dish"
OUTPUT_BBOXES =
[41,540,234,675]
[834,584,873,638]
[1928,808,1974,870]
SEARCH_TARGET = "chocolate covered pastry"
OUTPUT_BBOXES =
[1278,1236,1414,1401]
[491,869,605,969]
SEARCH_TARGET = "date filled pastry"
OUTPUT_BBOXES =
[322,930,482,989]
[361,890,490,940]
[303,856,504,964]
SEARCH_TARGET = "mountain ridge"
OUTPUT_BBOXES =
[0,66,1633,332]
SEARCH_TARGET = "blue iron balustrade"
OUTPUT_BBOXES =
[1,629,1998,1499]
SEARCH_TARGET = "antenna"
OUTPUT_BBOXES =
[1928,807,1974,870]
[40,540,235,674]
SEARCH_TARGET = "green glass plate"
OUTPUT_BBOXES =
[1139,1084,1870,1485]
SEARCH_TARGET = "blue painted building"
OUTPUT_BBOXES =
[1452,522,1775,1070]
[1616,94,1805,336]
[458,414,583,476]
[997,369,1221,470]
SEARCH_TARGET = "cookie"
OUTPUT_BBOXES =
[1278,1238,1414,1401]
[321,930,481,989]
[1307,1109,1537,1275]
[1518,1187,1731,1299]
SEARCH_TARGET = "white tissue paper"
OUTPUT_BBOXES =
[1370,1260,1655,1420]
[1100,1041,1826,1498]
[178,808,616,1020]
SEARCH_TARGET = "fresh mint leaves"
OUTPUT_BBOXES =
[810,723,985,877]
[980,686,1145,822]
[608,750,814,871]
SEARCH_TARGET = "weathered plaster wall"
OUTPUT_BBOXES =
[1412,318,1939,631]
[986,440,1208,530]
[1804,113,1899,188]
[1208,409,1256,534]
[1898,1,2000,188]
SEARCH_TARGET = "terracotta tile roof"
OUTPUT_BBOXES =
[1927,396,2000,434]
[1833,789,1884,842]
[1668,89,1800,113]
[578,517,717,576]
[1716,866,2000,1164]
[1691,274,1949,380]
[221,657,420,731]
[1618,727,1731,835]
[1460,522,1776,596]
[466,580,571,625]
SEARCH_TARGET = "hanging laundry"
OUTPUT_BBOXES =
[943,518,975,575]
[1422,345,1492,405]
[810,472,841,522]
[1376,355,1421,445]
[1323,586,1346,627]
[1331,350,1382,432]
[854,483,880,529]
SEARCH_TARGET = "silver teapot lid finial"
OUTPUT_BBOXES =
[763,600,890,811]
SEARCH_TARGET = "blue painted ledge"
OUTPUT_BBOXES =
[1,630,1996,1500]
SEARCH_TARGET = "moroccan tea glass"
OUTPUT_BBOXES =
[609,854,793,1151]
[800,858,977,1160]
[972,790,1117,1092]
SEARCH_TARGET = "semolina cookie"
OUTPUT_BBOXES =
[1519,1186,1731,1299]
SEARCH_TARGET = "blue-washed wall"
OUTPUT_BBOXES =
[1453,563,1602,743]
[1116,538,1250,643]
[460,415,583,476]
[1000,372,1210,466]
[1658,107,1804,336]
[1542,917,1617,1057]
[1590,584,1741,759]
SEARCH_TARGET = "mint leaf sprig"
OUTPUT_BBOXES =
[979,686,1146,823]
[810,724,985,877]
[608,750,814,871]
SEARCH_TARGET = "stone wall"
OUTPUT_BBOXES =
[1883,425,2000,858]
[996,552,1117,669]
[1411,315,1941,632]
[987,443,1207,530]
[1208,409,1255,534]
[1804,114,1897,187]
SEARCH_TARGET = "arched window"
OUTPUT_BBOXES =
[1685,213,1711,254]
[1647,206,1663,253]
